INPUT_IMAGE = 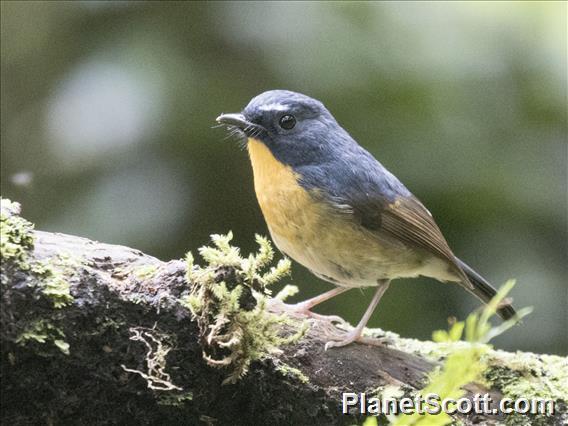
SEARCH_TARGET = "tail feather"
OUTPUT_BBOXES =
[456,258,517,321]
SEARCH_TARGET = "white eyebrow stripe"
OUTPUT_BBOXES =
[259,103,288,111]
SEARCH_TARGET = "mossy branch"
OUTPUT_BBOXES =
[1,198,566,426]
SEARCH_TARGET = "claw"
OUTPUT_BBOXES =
[323,330,390,350]
[324,328,362,350]
[267,298,349,326]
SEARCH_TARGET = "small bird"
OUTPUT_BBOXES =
[217,90,516,349]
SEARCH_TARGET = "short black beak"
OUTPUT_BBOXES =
[216,113,251,129]
[216,113,266,137]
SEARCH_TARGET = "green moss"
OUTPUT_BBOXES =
[114,263,160,282]
[16,319,70,355]
[156,391,194,407]
[53,251,86,271]
[181,232,307,384]
[1,198,73,308]
[275,361,310,384]
[133,264,158,280]
[484,351,567,425]
[1,198,35,270]
[31,259,74,308]
[2,199,74,356]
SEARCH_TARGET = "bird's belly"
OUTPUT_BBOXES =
[268,209,418,288]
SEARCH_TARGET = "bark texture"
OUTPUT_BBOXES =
[1,201,566,426]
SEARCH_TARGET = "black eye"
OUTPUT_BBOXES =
[279,114,296,130]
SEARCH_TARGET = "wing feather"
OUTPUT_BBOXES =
[343,193,471,288]
[380,196,471,287]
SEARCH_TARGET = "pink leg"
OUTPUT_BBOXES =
[324,280,390,350]
[288,287,349,312]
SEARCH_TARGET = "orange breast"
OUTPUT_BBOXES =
[247,138,313,243]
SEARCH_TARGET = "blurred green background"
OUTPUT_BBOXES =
[1,1,566,355]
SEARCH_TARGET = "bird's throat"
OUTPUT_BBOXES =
[246,137,309,236]
[247,138,299,195]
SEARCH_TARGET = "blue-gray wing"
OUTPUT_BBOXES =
[298,154,471,287]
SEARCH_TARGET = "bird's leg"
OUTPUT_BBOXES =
[268,287,350,324]
[286,287,349,313]
[324,280,391,350]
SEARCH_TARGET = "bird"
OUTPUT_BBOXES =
[216,90,517,349]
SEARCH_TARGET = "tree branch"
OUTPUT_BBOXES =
[1,200,565,425]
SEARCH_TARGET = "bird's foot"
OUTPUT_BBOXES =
[323,327,364,350]
[321,326,391,350]
[267,298,349,327]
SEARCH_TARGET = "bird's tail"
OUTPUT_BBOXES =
[456,258,517,321]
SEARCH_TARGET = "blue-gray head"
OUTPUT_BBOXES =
[216,90,354,167]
